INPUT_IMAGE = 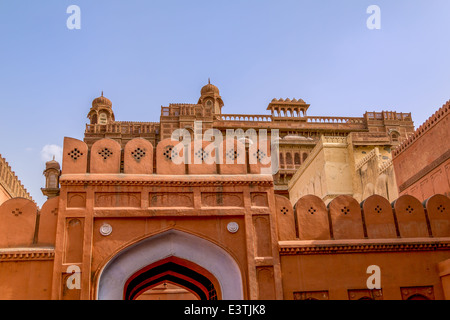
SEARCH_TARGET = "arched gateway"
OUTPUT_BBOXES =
[96,229,244,300]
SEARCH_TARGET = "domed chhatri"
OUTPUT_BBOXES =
[200,78,220,96]
[88,91,115,125]
[198,79,224,114]
[92,91,112,108]
[45,156,60,170]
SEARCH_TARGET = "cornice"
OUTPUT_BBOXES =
[0,247,55,261]
[279,238,450,255]
[59,174,274,187]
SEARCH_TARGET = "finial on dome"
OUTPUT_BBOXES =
[208,78,210,84]
[101,91,104,97]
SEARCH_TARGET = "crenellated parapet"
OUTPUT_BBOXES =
[392,100,450,157]
[62,136,275,175]
[275,193,450,242]
[391,100,450,200]
[267,98,310,118]
[0,154,33,204]
[0,196,59,248]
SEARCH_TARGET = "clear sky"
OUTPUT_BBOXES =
[1,0,449,207]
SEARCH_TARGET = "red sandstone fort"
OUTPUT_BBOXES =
[0,82,449,300]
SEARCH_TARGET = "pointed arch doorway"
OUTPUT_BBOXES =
[96,229,244,300]
[124,256,219,300]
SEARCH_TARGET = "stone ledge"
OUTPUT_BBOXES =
[60,174,274,187]
[0,247,55,261]
[279,238,450,255]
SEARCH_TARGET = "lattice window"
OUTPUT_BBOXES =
[68,148,83,160]
[294,153,301,165]
[131,148,146,161]
[406,205,414,214]
[163,145,178,161]
[98,148,113,160]
[253,149,267,162]
[286,152,292,165]
[194,148,209,161]
[226,149,240,162]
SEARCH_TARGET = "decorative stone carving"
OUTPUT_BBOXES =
[100,223,112,236]
[227,222,239,233]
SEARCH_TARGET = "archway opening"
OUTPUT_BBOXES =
[135,282,198,301]
[96,229,244,300]
[407,294,429,300]
[124,257,220,300]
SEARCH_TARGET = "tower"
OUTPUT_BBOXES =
[41,156,61,199]
[197,79,224,115]
[87,92,115,125]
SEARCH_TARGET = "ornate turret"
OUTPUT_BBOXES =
[87,92,115,125]
[267,97,310,118]
[41,156,61,200]
[198,79,224,114]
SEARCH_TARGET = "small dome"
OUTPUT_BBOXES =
[272,98,277,102]
[201,79,220,96]
[45,158,60,170]
[285,98,291,102]
[92,92,112,108]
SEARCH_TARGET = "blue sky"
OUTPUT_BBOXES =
[1,0,449,206]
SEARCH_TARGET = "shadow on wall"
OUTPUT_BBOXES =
[275,193,450,241]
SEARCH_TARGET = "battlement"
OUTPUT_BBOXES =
[392,100,450,157]
[62,136,274,176]
[275,193,450,242]
[85,122,159,135]
[364,111,412,122]
[0,154,33,203]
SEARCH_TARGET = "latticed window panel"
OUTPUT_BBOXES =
[194,148,209,161]
[131,148,146,161]
[163,145,179,161]
[253,149,267,162]
[98,148,113,160]
[68,148,83,160]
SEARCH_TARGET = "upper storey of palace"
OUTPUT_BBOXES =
[84,82,415,148]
